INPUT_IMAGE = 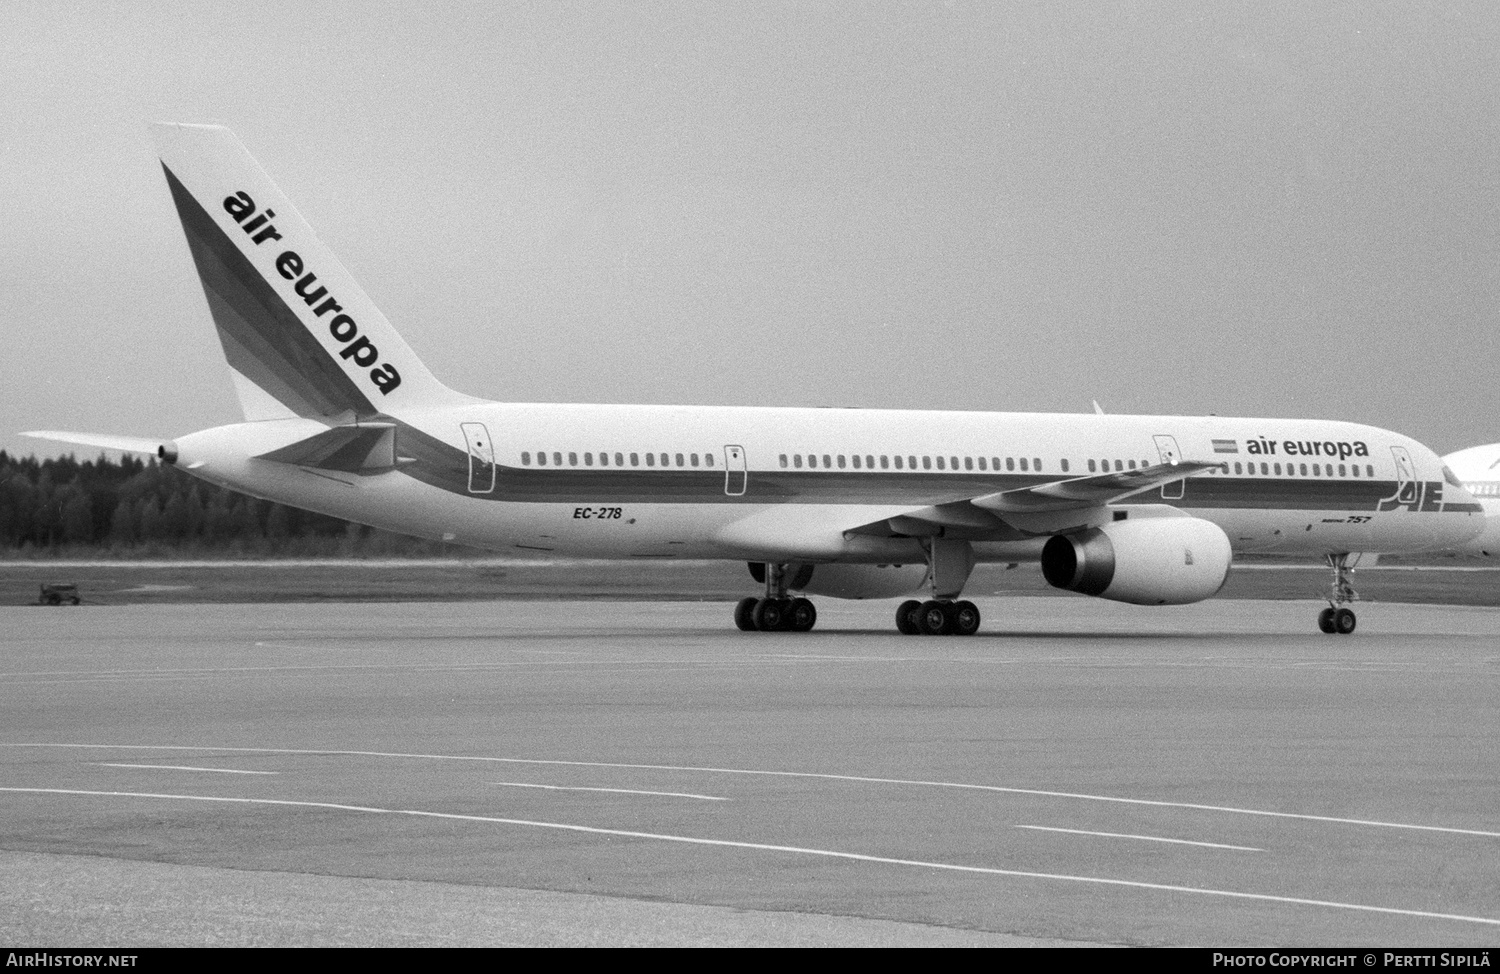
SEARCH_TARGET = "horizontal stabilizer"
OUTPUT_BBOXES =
[254,422,406,474]
[22,430,172,457]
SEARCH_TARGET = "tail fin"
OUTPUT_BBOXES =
[151,123,472,422]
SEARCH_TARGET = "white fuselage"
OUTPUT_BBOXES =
[170,403,1483,566]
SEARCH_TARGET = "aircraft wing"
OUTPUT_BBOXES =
[846,460,1223,539]
[971,460,1224,513]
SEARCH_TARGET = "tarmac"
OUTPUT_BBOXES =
[2,596,1499,946]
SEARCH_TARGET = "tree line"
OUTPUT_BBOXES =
[0,450,459,557]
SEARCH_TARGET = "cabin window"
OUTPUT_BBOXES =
[1061,459,1070,473]
[894,456,904,470]
[935,456,945,471]
[1366,464,1373,477]
[704,453,713,466]
[1298,463,1306,476]
[645,453,655,467]
[866,455,874,468]
[950,456,959,470]
[628,453,637,466]
[1088,459,1097,473]
[537,451,547,466]
[964,457,973,471]
[521,452,531,466]
[838,455,846,469]
[991,457,1001,470]
[852,455,861,469]
[1020,458,1029,472]
[1351,464,1359,478]
[923,456,932,470]
[779,454,788,468]
[821,454,830,468]
[676,453,684,467]
[583,453,593,466]
[1007,458,1015,471]
[1338,464,1346,477]
[599,452,609,467]
[793,455,803,469]
[881,456,890,469]
[1034,458,1042,471]
[615,453,625,466]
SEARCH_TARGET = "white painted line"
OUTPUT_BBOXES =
[10,743,1500,840]
[0,786,1494,928]
[1015,824,1262,852]
[491,781,727,801]
[97,763,278,776]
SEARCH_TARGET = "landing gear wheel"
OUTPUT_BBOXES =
[951,600,981,636]
[918,600,952,636]
[788,598,817,633]
[1334,607,1357,635]
[734,597,759,631]
[1317,607,1336,634]
[752,598,791,632]
[896,600,922,635]
[751,598,784,632]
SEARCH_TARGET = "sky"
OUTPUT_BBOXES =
[3,1,1498,461]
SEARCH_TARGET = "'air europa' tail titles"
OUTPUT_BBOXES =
[150,122,474,421]
[221,188,402,395]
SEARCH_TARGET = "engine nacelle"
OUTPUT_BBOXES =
[749,562,928,600]
[1041,517,1232,605]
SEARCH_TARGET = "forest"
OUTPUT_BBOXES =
[0,450,457,557]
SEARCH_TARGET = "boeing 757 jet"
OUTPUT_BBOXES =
[23,124,1485,635]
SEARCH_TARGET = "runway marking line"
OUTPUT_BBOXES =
[1015,825,1263,852]
[491,781,728,801]
[0,786,1494,929]
[8,743,1500,840]
[97,763,279,776]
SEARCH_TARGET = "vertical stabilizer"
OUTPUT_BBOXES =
[151,123,472,421]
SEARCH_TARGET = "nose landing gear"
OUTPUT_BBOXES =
[1317,553,1359,635]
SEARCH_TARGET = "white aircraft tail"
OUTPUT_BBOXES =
[151,123,473,423]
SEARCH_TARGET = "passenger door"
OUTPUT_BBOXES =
[461,422,495,494]
[1154,434,1184,499]
[724,445,747,497]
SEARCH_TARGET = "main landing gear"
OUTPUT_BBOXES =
[893,538,981,637]
[895,599,981,636]
[1316,553,1359,635]
[734,563,818,632]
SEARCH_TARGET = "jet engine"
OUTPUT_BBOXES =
[1041,517,1232,605]
[749,562,928,600]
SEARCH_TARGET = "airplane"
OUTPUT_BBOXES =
[1439,444,1500,557]
[22,124,1485,637]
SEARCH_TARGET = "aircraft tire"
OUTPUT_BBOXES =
[734,597,759,631]
[896,600,922,635]
[1317,607,1336,634]
[752,598,786,632]
[951,600,981,636]
[788,598,817,632]
[1334,608,1357,635]
[919,600,952,636]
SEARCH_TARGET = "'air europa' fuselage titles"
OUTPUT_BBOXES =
[1242,437,1370,459]
[221,189,402,395]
